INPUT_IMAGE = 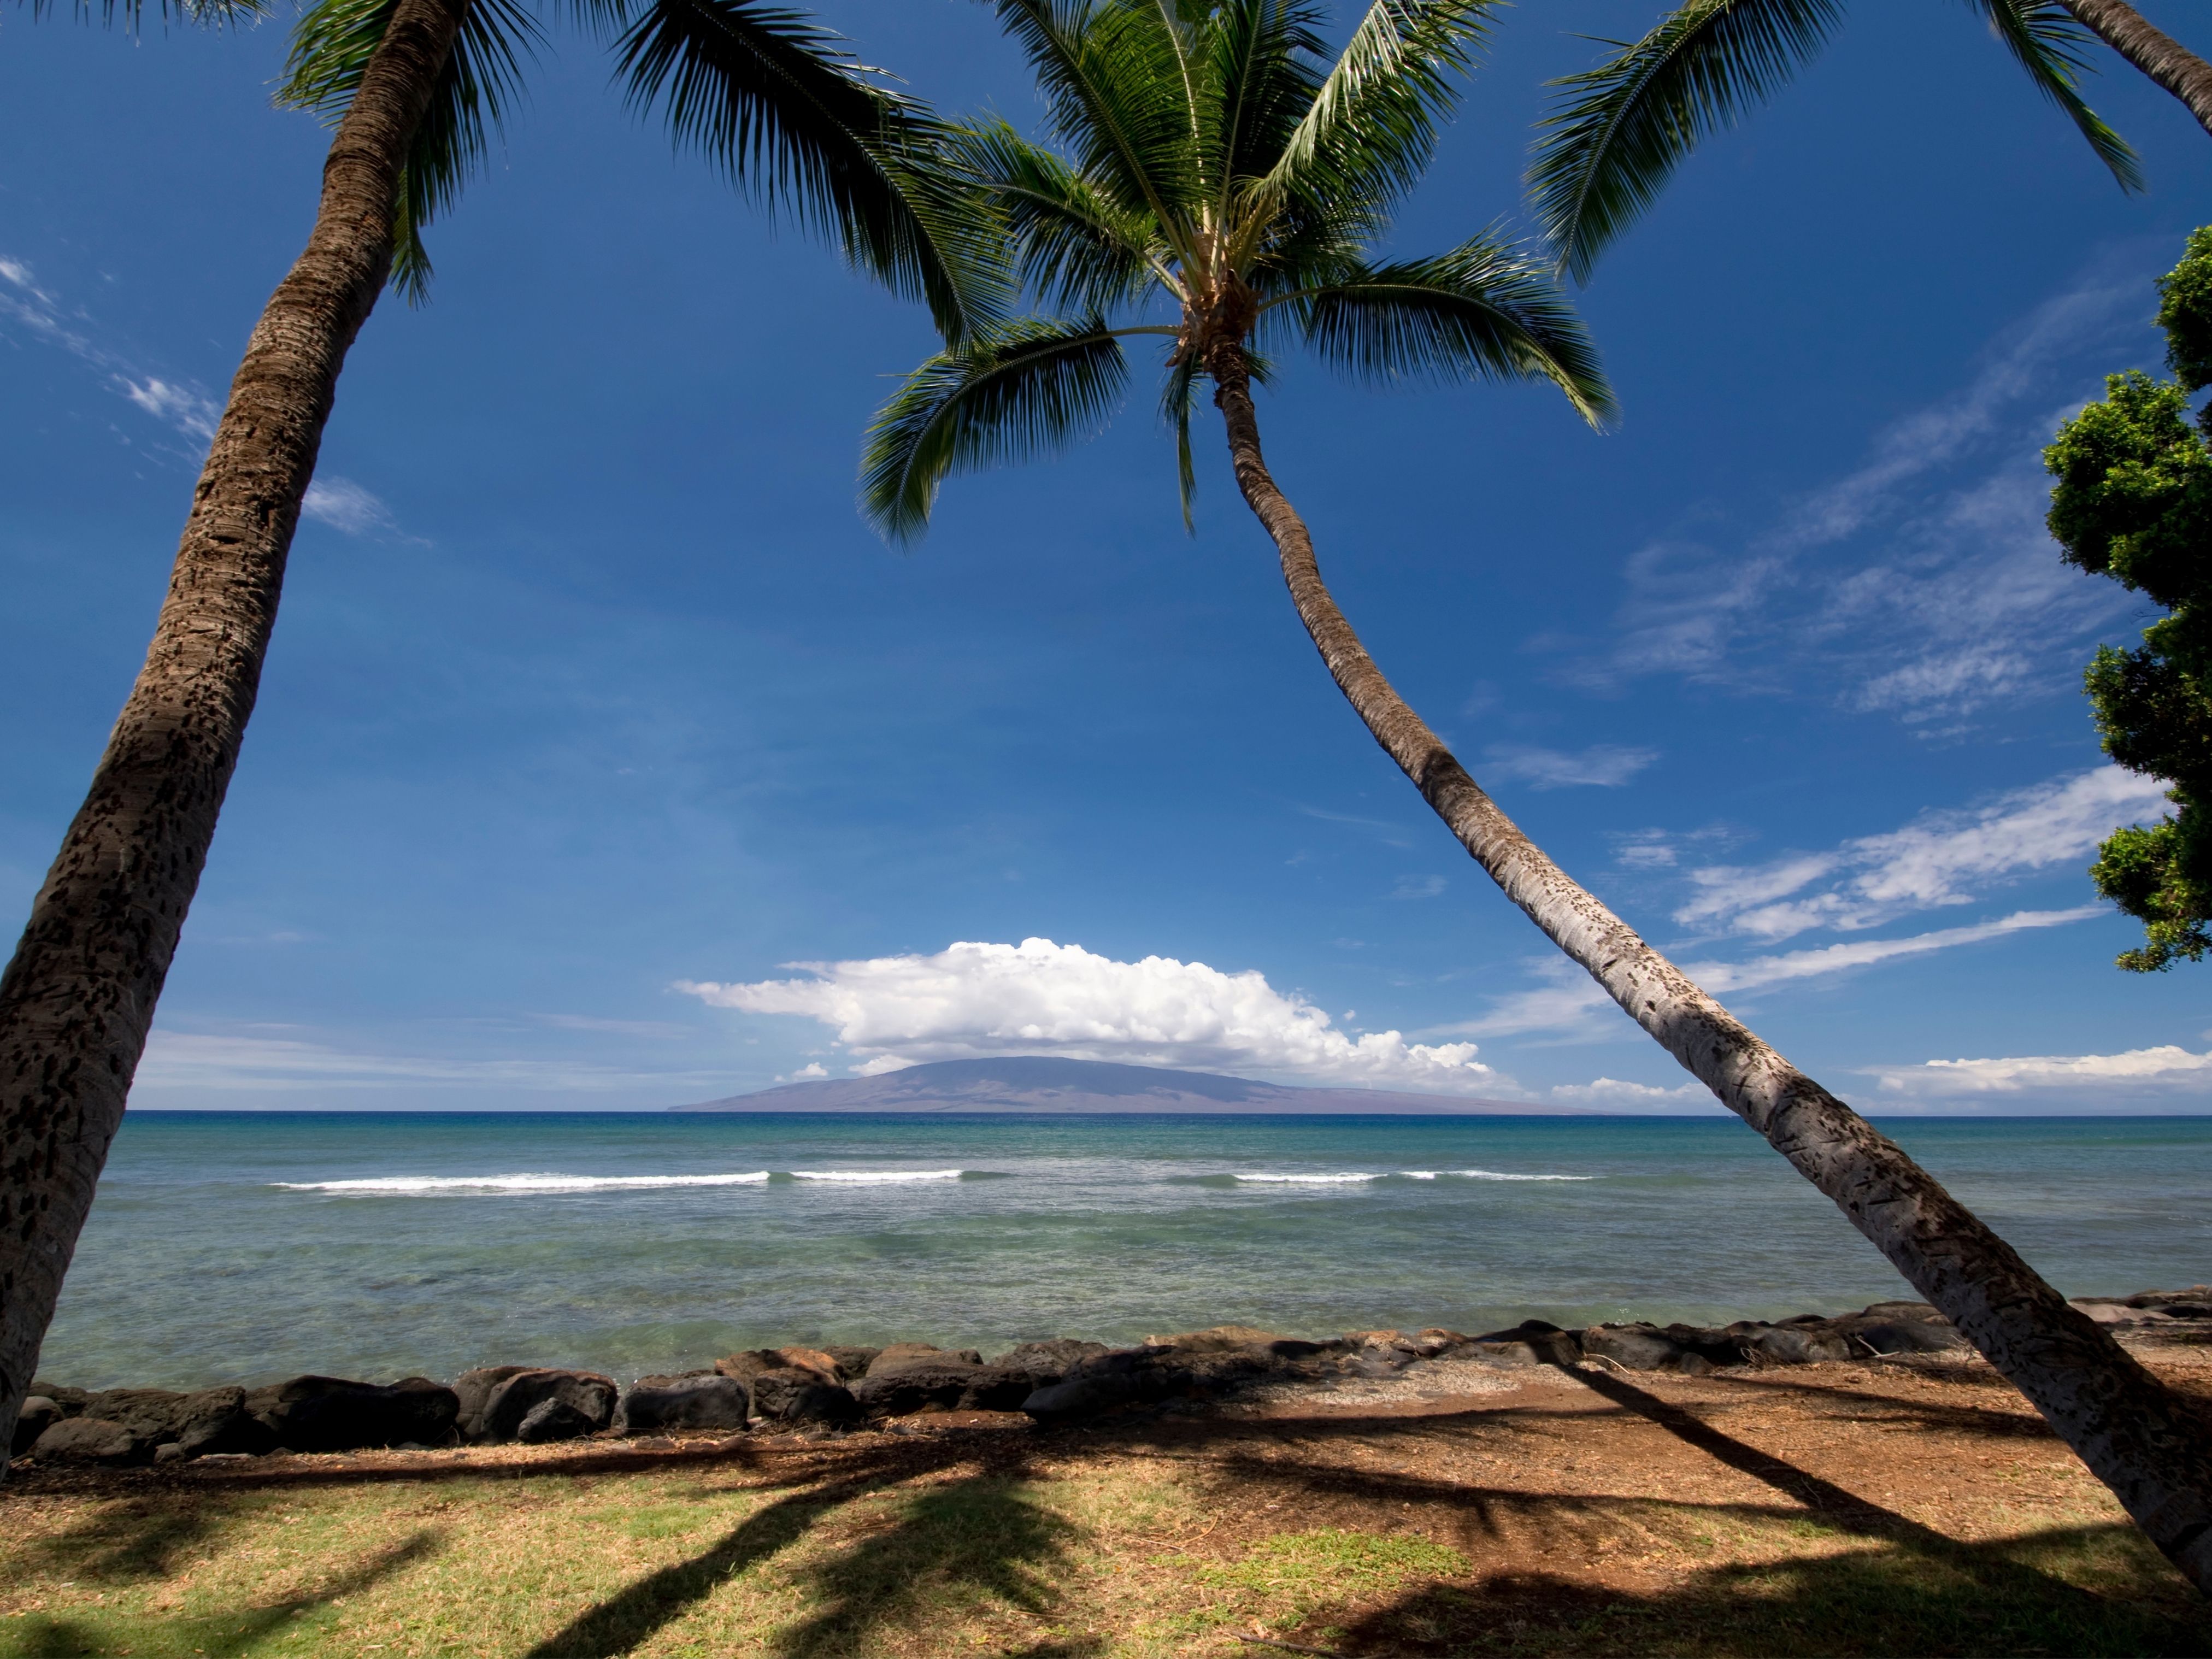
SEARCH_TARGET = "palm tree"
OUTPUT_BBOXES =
[863,0,2212,1593]
[1527,0,2184,287]
[0,0,998,1471]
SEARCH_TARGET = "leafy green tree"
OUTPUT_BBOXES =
[1527,0,2163,287]
[864,0,2212,1591]
[0,0,995,1471]
[2045,227,2212,969]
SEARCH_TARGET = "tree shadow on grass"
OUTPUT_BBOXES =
[7,1527,441,1659]
[516,1437,1085,1659]
[1325,1522,2209,1657]
[770,1472,1081,1658]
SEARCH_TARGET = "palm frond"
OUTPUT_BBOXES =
[952,117,1162,313]
[1207,0,1329,199]
[992,0,1206,245]
[281,0,543,305]
[1968,0,2142,192]
[1159,352,1203,529]
[1293,233,1615,426]
[1528,0,1842,286]
[862,315,1129,542]
[608,0,1008,340]
[1248,0,1497,236]
[37,0,267,33]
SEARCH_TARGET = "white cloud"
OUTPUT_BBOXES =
[133,1031,722,1093]
[1866,1045,2212,1101]
[121,376,218,443]
[302,476,402,537]
[1548,1076,1711,1108]
[1678,767,2167,940]
[1484,743,1658,790]
[1691,908,2101,993]
[1391,873,1447,900]
[1566,263,2150,723]
[676,937,1501,1093]
[1452,908,2103,1039]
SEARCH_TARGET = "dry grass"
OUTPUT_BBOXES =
[4,1355,2209,1657]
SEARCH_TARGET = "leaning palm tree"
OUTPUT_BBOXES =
[864,0,2212,1593]
[1528,0,2198,287]
[0,0,998,1471]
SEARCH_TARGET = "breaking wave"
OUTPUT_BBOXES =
[273,1172,773,1195]
[787,1169,966,1184]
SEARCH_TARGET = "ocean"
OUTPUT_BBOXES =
[33,1110,2211,1391]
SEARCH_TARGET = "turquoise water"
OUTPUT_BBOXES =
[34,1111,2212,1391]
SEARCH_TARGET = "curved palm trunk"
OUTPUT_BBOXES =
[1203,339,2212,1593]
[2060,0,2212,139]
[0,0,468,1472]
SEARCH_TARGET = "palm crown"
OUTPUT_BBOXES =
[281,0,1005,331]
[863,0,1616,540]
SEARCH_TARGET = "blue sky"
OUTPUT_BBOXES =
[5,0,2211,1114]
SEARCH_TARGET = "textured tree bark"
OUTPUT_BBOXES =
[2060,0,2212,138]
[1204,338,2212,1593]
[0,0,468,1473]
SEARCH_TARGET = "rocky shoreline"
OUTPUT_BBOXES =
[15,1286,2206,1469]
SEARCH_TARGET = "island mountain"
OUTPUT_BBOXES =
[668,1056,1550,1114]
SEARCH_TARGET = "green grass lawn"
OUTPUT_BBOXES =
[2,1421,2205,1657]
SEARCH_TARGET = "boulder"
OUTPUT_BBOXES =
[77,1386,273,1461]
[772,1346,843,1382]
[31,1416,142,1464]
[28,1382,90,1417]
[852,1360,1029,1416]
[866,1343,983,1375]
[1021,1371,1137,1423]
[821,1346,881,1381]
[616,1375,751,1434]
[476,1370,617,1444]
[1467,1321,1581,1366]
[991,1339,1111,1387]
[715,1350,785,1387]
[246,1375,459,1453]
[2123,1285,2212,1316]
[1827,1303,1967,1355]
[1745,1322,1851,1366]
[1581,1325,1691,1372]
[454,1367,538,1441]
[750,1368,861,1427]
[13,1396,63,1457]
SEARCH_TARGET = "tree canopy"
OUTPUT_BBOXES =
[2044,227,2212,969]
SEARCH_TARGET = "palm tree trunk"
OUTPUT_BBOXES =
[0,0,468,1473]
[1203,338,2212,1593]
[2060,0,2212,139]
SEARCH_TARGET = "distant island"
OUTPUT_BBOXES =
[668,1056,1562,1115]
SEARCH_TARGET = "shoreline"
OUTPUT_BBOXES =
[17,1285,2206,1471]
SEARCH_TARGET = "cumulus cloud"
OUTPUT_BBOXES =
[676,937,1501,1092]
[1678,767,2167,940]
[1484,744,1658,790]
[1865,1044,2212,1101]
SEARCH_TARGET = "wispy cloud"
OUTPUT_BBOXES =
[1450,907,2104,1039]
[1483,743,1658,790]
[1391,874,1448,900]
[1678,767,2166,940]
[134,1030,725,1092]
[1564,261,2154,726]
[1864,1044,2212,1101]
[678,936,1502,1093]
[2,252,406,538]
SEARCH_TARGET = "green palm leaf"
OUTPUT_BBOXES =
[1528,0,1843,287]
[862,315,1130,542]
[953,117,1161,313]
[36,0,266,31]
[1251,0,1496,231]
[1292,233,1615,425]
[607,0,1007,342]
[1968,0,2142,192]
[281,0,543,304]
